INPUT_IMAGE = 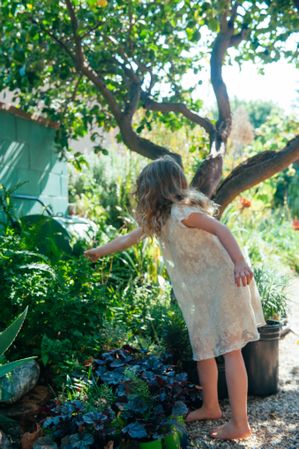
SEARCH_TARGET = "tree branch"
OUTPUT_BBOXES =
[124,81,141,120]
[211,2,247,147]
[29,16,75,62]
[80,21,104,40]
[191,154,223,198]
[228,2,239,28]
[229,27,249,47]
[214,135,299,215]
[119,117,182,164]
[104,35,141,80]
[65,0,84,70]
[83,63,178,165]
[142,94,215,137]
[219,0,230,32]
[210,31,232,147]
[82,65,122,121]
[60,74,83,117]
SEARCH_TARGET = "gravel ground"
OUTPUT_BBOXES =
[187,277,299,449]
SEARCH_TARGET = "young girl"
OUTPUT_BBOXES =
[84,156,265,441]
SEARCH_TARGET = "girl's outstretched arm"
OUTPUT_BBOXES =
[84,227,144,262]
[182,212,253,287]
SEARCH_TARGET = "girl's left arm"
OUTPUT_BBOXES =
[84,227,145,262]
[182,212,253,287]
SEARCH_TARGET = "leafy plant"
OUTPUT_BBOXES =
[43,399,117,449]
[253,267,289,321]
[153,302,193,364]
[0,231,110,387]
[222,205,299,273]
[0,183,25,232]
[0,307,35,378]
[0,306,36,430]
[94,346,198,425]
[42,346,193,446]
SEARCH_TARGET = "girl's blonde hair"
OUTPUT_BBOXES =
[135,155,218,235]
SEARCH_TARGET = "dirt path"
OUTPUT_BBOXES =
[187,276,299,449]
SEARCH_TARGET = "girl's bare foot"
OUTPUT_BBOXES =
[185,406,222,423]
[210,420,251,440]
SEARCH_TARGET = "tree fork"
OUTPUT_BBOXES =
[214,136,299,216]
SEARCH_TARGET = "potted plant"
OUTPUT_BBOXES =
[241,266,289,396]
[217,266,289,398]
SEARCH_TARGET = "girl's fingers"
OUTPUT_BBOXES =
[235,274,241,287]
[245,270,252,284]
[241,272,247,287]
[245,268,253,284]
[235,271,252,287]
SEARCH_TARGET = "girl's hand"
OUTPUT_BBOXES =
[84,247,102,262]
[234,260,253,287]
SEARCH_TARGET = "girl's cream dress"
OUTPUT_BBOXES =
[160,203,266,361]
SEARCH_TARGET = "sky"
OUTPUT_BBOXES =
[224,61,298,112]
[183,59,298,114]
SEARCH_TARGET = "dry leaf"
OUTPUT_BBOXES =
[104,442,114,449]
[21,424,42,449]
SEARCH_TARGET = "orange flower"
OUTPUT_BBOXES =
[239,197,252,208]
[292,218,299,231]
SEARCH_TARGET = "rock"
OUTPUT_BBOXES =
[0,385,51,425]
[32,436,58,449]
[0,360,40,404]
[0,430,12,449]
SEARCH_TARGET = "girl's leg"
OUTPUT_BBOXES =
[211,349,251,440]
[185,357,222,422]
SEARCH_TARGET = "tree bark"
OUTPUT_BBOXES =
[191,4,237,196]
[191,155,223,197]
[214,136,299,216]
[118,117,182,165]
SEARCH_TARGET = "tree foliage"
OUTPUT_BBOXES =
[0,0,298,211]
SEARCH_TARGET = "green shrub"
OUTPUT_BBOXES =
[0,226,168,387]
[0,231,110,386]
[222,206,299,273]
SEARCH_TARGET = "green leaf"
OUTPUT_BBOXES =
[0,307,28,357]
[0,357,36,378]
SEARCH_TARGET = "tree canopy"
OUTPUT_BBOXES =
[1,0,298,212]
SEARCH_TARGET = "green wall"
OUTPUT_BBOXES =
[0,110,68,218]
